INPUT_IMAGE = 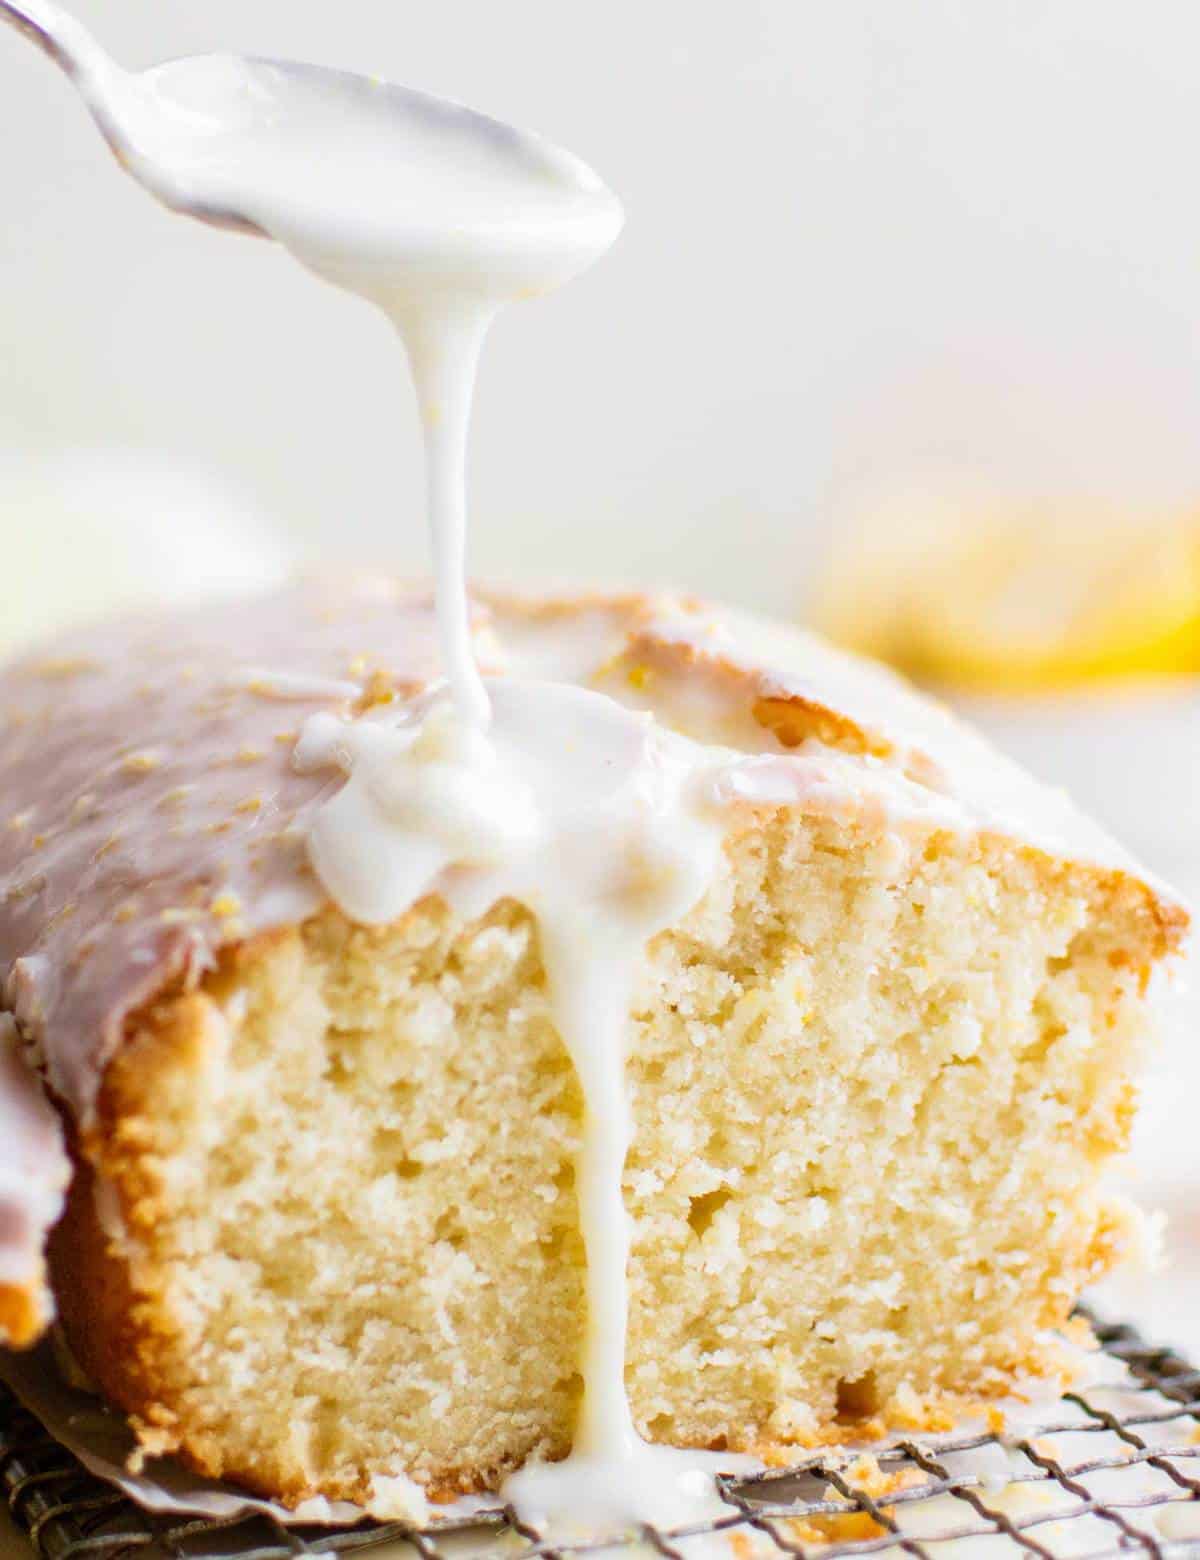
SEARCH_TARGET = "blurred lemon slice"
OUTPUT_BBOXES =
[814,500,1200,691]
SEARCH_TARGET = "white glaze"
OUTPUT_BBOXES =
[295,680,751,1530]
[233,668,362,703]
[105,54,622,730]
[142,55,750,1536]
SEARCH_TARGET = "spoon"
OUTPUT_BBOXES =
[0,0,271,233]
[0,0,622,271]
[0,0,623,738]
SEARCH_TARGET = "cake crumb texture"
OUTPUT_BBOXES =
[52,805,1169,1504]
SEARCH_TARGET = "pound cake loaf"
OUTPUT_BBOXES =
[0,576,1185,1508]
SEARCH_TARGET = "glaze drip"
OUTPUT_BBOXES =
[128,52,759,1535]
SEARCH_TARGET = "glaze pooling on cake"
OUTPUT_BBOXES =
[0,586,1182,1209]
[0,579,1179,1125]
[0,592,1182,1104]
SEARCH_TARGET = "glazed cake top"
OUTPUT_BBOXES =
[0,574,1184,1127]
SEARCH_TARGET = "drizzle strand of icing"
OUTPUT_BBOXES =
[400,304,494,729]
[140,56,760,1535]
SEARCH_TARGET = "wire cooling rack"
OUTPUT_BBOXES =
[3,1314,1200,1560]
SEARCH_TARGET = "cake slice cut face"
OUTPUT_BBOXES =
[0,578,1185,1508]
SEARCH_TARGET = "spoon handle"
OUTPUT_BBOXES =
[0,0,114,88]
[0,0,267,240]
[1,0,75,71]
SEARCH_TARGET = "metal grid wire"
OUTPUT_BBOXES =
[4,1314,1200,1560]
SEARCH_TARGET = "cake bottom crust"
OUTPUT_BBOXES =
[51,1147,1106,1511]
